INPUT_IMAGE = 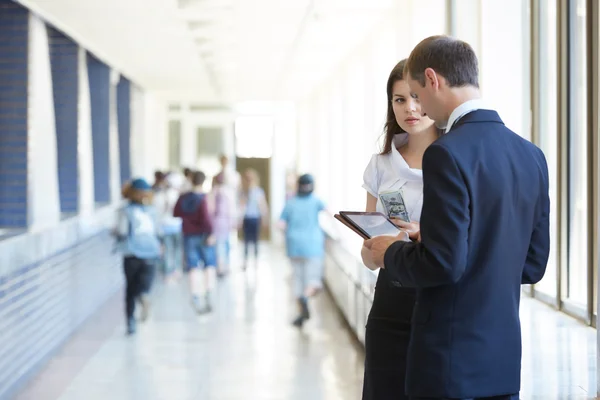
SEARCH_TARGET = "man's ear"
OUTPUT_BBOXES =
[424,68,439,90]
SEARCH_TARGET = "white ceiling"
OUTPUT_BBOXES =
[18,0,395,104]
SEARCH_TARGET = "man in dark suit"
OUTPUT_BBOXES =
[364,35,550,400]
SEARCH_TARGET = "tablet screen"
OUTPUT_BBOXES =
[341,212,401,238]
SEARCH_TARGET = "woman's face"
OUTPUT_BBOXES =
[391,79,435,135]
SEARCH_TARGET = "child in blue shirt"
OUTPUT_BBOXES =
[280,174,326,328]
[114,178,162,335]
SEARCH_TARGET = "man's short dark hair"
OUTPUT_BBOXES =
[192,171,205,187]
[405,35,479,88]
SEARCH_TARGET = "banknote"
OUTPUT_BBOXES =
[379,190,410,222]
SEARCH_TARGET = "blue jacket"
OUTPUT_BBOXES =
[383,110,550,398]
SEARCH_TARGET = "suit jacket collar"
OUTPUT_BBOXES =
[449,109,504,131]
[444,99,488,133]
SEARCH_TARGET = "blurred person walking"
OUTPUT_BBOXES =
[279,174,326,328]
[239,169,268,270]
[174,171,218,313]
[113,178,162,335]
[210,174,234,277]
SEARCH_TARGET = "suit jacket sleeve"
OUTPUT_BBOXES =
[383,143,470,287]
[521,151,550,284]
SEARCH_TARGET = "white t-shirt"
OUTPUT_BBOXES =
[362,134,424,223]
[221,166,241,190]
[153,187,182,232]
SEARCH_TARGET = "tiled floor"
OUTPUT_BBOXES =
[12,244,599,400]
[520,298,596,399]
[14,245,364,400]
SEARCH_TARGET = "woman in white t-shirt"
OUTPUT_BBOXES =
[360,59,441,400]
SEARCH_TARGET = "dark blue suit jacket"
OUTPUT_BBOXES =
[383,110,550,398]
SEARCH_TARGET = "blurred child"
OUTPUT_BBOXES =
[279,174,326,328]
[114,178,162,335]
[174,171,217,313]
[210,174,233,277]
[153,172,183,281]
[239,169,268,270]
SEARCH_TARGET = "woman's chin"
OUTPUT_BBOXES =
[403,124,436,136]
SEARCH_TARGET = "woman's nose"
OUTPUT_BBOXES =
[406,100,417,112]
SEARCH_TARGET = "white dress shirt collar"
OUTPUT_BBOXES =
[444,98,488,133]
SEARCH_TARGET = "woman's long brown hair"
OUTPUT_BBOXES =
[380,59,408,155]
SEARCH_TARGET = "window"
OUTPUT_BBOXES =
[0,1,29,228]
[48,28,79,215]
[168,120,181,170]
[234,116,273,158]
[87,53,111,204]
[410,0,447,43]
[533,0,558,298]
[566,0,589,307]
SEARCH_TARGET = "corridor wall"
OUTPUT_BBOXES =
[0,3,166,398]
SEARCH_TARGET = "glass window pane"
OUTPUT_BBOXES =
[234,116,274,158]
[534,0,558,298]
[168,120,181,170]
[410,0,447,44]
[566,0,589,307]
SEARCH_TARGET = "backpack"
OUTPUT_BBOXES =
[179,192,207,230]
[121,204,162,259]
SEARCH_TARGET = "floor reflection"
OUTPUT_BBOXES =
[17,245,364,400]
[520,296,596,399]
[12,243,598,400]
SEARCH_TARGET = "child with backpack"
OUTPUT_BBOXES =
[114,178,162,335]
[173,171,217,313]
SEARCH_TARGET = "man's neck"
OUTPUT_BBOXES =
[445,86,482,119]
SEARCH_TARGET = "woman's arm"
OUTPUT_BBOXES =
[366,193,377,212]
[361,193,379,270]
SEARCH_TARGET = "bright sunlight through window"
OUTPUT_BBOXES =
[234,116,274,158]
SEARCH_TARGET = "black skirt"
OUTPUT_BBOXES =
[362,269,416,400]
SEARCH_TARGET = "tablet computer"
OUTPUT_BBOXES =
[335,211,402,239]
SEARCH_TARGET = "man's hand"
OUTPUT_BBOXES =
[361,244,379,271]
[364,231,409,269]
[390,219,421,242]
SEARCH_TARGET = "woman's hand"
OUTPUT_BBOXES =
[390,219,421,242]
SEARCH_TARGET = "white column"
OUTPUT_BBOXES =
[479,0,530,138]
[142,93,167,179]
[270,101,296,243]
[129,85,146,179]
[77,46,95,216]
[295,101,311,174]
[407,0,447,47]
[26,14,60,231]
[453,0,482,56]
[180,103,197,168]
[129,90,168,181]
